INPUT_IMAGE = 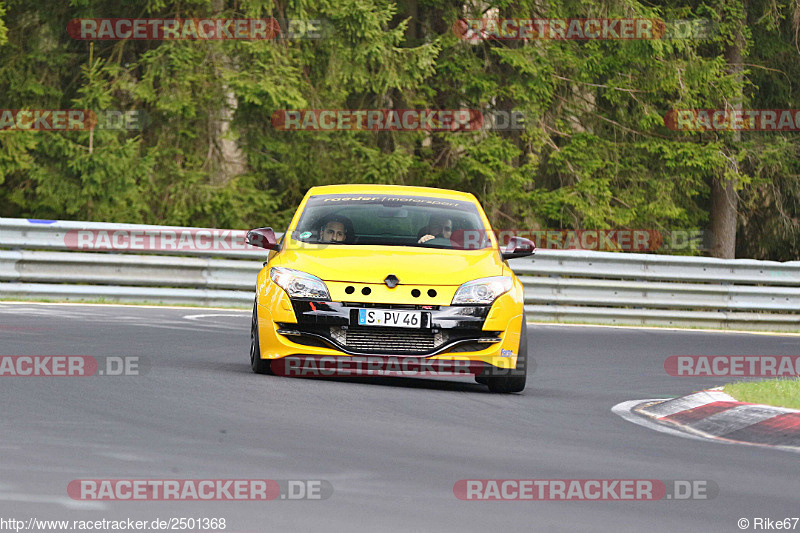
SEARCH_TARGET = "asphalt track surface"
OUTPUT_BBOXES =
[0,302,798,532]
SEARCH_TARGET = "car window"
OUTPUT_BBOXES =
[292,194,493,249]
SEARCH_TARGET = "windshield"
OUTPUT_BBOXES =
[291,194,493,249]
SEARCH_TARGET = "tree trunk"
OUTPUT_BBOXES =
[709,176,738,258]
[208,0,247,184]
[709,2,746,258]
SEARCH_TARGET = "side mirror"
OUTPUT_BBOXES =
[501,236,535,260]
[246,227,279,250]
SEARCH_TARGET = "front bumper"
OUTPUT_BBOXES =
[257,296,523,370]
[278,301,500,356]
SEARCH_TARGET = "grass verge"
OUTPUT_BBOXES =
[724,378,800,410]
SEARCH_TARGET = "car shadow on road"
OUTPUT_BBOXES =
[157,360,542,395]
[199,360,502,392]
[283,374,495,392]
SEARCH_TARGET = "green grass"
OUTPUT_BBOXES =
[724,378,800,410]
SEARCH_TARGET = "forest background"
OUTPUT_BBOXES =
[0,0,798,260]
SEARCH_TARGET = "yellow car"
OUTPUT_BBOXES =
[246,185,534,392]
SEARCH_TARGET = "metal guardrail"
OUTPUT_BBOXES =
[0,218,266,259]
[1,218,799,330]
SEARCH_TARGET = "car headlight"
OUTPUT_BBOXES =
[451,276,513,305]
[270,267,331,300]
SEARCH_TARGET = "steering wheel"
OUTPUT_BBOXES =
[422,237,453,248]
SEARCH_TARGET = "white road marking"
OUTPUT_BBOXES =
[183,313,249,321]
[0,492,106,510]
[0,301,249,311]
[127,323,214,333]
[96,451,149,462]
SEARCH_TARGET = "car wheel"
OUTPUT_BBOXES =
[250,298,273,375]
[486,316,527,393]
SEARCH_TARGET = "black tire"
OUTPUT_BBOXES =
[485,316,527,393]
[250,299,273,375]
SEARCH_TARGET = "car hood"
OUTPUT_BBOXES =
[275,245,505,285]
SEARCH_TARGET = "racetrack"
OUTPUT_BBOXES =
[1,302,798,532]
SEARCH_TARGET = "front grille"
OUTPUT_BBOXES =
[340,327,442,354]
[279,320,499,356]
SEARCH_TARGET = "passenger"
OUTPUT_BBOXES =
[417,215,453,244]
[319,214,355,243]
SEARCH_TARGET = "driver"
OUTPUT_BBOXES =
[319,214,354,243]
[417,215,453,244]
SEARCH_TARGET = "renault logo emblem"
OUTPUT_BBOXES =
[384,275,399,288]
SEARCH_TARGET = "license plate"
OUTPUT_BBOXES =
[357,309,422,328]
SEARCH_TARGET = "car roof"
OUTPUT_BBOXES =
[306,184,477,202]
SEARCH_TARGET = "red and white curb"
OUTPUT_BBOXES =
[612,389,800,453]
